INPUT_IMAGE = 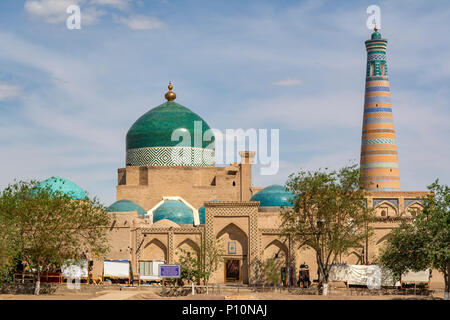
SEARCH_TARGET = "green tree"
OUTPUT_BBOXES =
[176,248,204,285]
[262,258,283,287]
[175,237,224,290]
[281,165,374,295]
[0,180,111,295]
[0,212,20,284]
[201,238,224,287]
[379,179,450,300]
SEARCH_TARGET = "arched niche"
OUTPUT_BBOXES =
[374,201,398,218]
[216,223,248,256]
[142,238,167,262]
[175,238,200,260]
[405,201,424,217]
[346,250,362,265]
[263,239,288,264]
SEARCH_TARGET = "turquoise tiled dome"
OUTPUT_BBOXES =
[107,199,147,217]
[126,101,215,150]
[250,185,294,207]
[36,176,87,200]
[153,200,194,225]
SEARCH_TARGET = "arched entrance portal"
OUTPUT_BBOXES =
[216,223,248,283]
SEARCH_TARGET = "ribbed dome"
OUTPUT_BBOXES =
[251,185,294,207]
[125,100,215,167]
[153,200,194,225]
[36,176,87,200]
[107,199,146,217]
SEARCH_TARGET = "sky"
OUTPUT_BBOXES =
[0,0,449,205]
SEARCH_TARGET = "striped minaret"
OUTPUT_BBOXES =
[360,28,400,191]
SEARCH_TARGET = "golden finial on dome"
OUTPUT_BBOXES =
[165,81,176,101]
[374,25,378,32]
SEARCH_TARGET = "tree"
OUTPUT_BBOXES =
[0,180,111,295]
[280,165,375,295]
[379,179,450,300]
[176,248,204,285]
[201,238,224,287]
[262,258,283,287]
[0,211,20,284]
[174,238,224,293]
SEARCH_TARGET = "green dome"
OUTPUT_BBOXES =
[36,176,87,200]
[107,199,146,217]
[251,185,294,207]
[371,31,382,40]
[153,200,194,225]
[126,101,215,150]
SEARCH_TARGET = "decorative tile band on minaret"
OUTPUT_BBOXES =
[360,28,400,191]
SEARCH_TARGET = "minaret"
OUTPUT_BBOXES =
[360,27,400,191]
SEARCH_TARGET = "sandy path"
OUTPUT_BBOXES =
[90,290,140,300]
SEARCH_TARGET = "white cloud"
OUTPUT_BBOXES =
[81,6,107,25]
[24,0,106,26]
[273,79,304,87]
[115,14,165,30]
[90,0,131,11]
[24,0,84,24]
[0,83,21,100]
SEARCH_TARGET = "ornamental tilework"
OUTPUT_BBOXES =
[404,198,424,208]
[362,138,396,145]
[126,146,215,167]
[373,198,399,208]
[368,54,386,61]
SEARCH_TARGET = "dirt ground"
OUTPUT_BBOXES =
[0,285,445,300]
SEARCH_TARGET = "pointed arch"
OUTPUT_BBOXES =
[376,233,391,245]
[176,238,200,258]
[216,223,248,256]
[216,223,247,241]
[263,239,288,263]
[346,251,362,265]
[405,201,424,217]
[374,201,398,217]
[143,238,167,262]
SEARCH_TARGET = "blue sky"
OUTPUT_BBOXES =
[0,0,449,205]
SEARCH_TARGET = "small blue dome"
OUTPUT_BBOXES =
[107,199,146,217]
[250,185,294,207]
[35,176,87,200]
[153,200,193,225]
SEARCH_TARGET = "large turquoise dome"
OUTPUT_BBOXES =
[126,85,215,167]
[251,185,294,207]
[107,199,146,217]
[36,176,87,200]
[153,200,194,225]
